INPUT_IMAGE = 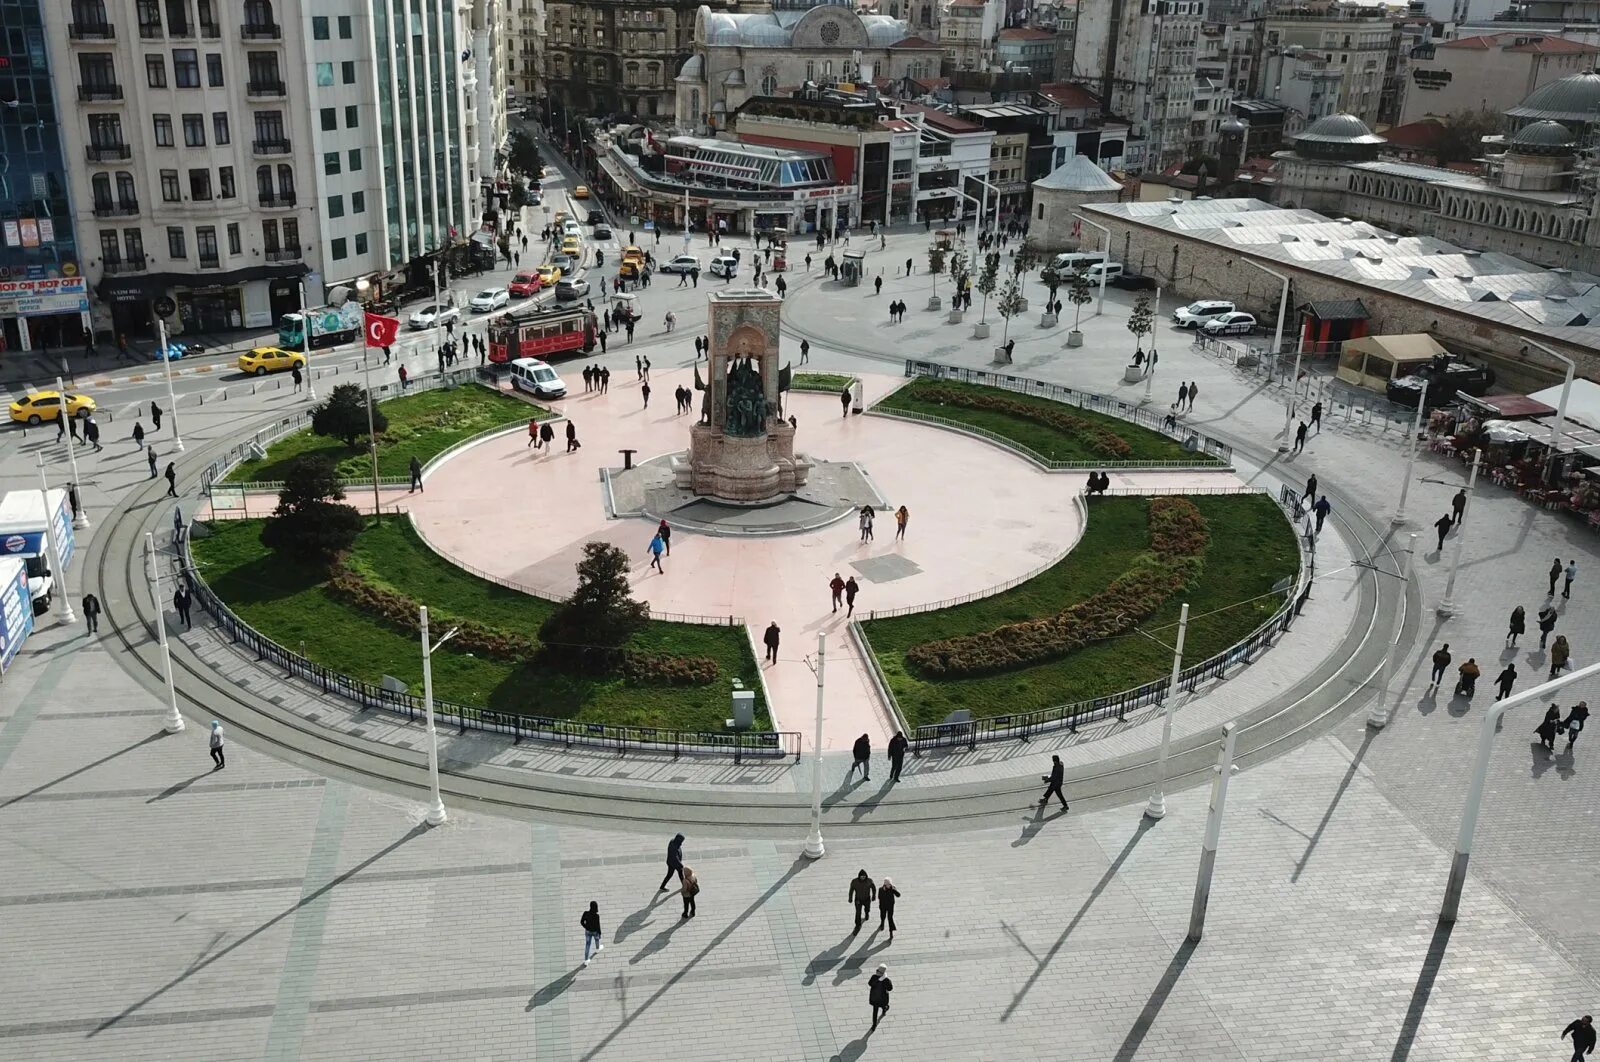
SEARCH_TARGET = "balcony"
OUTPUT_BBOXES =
[240,22,282,40]
[201,21,220,38]
[85,143,132,163]
[102,256,148,274]
[92,200,140,218]
[67,22,116,40]
[138,21,161,39]
[198,255,221,270]
[258,193,297,209]
[77,84,124,103]
[252,138,291,156]
[246,79,286,98]
[266,247,303,262]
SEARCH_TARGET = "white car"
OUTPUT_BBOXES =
[469,288,509,312]
[510,357,567,399]
[660,254,700,275]
[1173,300,1235,328]
[408,303,461,329]
[1202,311,1257,336]
[708,255,738,279]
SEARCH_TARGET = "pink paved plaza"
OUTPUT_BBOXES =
[402,371,1244,748]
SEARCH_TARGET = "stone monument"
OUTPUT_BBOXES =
[674,289,810,501]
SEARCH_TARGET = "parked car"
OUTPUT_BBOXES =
[9,390,96,425]
[550,253,577,273]
[236,347,306,376]
[660,254,700,275]
[1173,300,1236,328]
[1202,311,1256,336]
[1082,262,1124,283]
[407,303,461,329]
[708,255,739,278]
[1045,252,1104,276]
[593,224,613,240]
[586,210,604,225]
[572,185,590,198]
[554,277,590,300]
[509,357,568,399]
[470,287,510,312]
[508,271,543,297]
[1111,271,1157,290]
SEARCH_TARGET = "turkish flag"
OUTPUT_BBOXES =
[364,311,399,348]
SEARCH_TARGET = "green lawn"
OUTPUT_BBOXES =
[191,518,768,730]
[793,373,854,392]
[875,378,1215,464]
[862,495,1297,726]
[224,384,548,483]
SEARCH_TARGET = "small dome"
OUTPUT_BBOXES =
[1220,116,1247,134]
[1509,118,1576,153]
[1508,71,1600,125]
[675,54,704,83]
[1294,113,1385,145]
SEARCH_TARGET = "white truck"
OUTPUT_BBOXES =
[277,300,364,350]
[0,488,74,612]
[0,556,33,673]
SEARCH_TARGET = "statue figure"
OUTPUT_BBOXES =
[723,355,765,437]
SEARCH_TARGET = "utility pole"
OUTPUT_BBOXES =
[803,632,827,859]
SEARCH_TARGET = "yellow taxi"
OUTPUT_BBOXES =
[572,185,590,199]
[9,389,96,426]
[237,346,308,376]
[621,245,645,266]
[537,264,562,286]
[560,236,581,256]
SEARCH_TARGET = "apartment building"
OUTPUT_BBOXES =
[1245,11,1391,127]
[507,0,546,110]
[543,0,705,119]
[48,0,506,341]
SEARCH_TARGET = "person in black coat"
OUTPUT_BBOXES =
[1039,754,1068,810]
[580,901,603,966]
[173,584,192,630]
[849,733,871,782]
[877,877,900,938]
[887,730,908,782]
[868,964,893,1030]
[763,621,780,665]
[1563,701,1590,753]
[82,592,101,633]
[1494,663,1518,701]
[1537,705,1562,752]
[1562,1015,1595,1060]
[849,869,874,933]
[658,833,685,891]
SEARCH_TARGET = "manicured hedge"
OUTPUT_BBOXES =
[911,382,1134,458]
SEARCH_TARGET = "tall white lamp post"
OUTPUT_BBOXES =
[1143,602,1190,820]
[418,605,457,826]
[803,632,828,859]
[1187,721,1239,942]
[1073,214,1111,317]
[1437,448,1482,617]
[1393,380,1429,525]
[156,320,185,451]
[145,531,184,733]
[36,455,76,624]
[56,375,89,529]
[1525,339,1574,469]
[298,281,317,401]
[1244,260,1293,448]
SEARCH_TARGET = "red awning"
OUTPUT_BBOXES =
[1459,393,1556,419]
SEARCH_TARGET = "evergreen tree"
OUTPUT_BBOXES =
[537,542,650,673]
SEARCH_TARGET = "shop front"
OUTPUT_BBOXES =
[177,285,245,333]
[95,263,308,341]
[0,274,91,354]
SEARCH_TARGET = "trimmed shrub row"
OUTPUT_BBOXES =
[912,383,1135,459]
[904,498,1209,678]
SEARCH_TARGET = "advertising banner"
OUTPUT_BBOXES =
[0,276,89,318]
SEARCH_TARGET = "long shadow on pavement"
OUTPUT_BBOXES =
[1013,804,1069,847]
[1001,817,1155,1022]
[1110,937,1199,1062]
[830,1029,873,1061]
[1390,919,1454,1062]
[1,732,165,809]
[1289,726,1375,882]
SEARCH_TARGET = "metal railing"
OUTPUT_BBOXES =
[893,361,1235,467]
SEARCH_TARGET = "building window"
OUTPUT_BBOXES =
[320,107,336,131]
[213,111,230,144]
[219,165,234,198]
[277,164,295,199]
[341,60,355,84]
[167,226,186,259]
[189,168,211,200]
[173,49,199,87]
[760,74,777,95]
[283,218,299,249]
[805,60,814,81]
[355,232,368,255]
[325,151,340,175]
[328,194,344,218]
[344,104,358,128]
[125,229,144,259]
[182,113,205,146]
[312,15,329,39]
[117,170,137,204]
[348,148,362,171]
[160,169,180,201]
[255,165,272,199]
[315,62,334,87]
[227,222,241,255]
[91,172,112,209]
[196,225,218,265]
[331,236,348,260]
[165,0,190,34]
[261,218,279,252]
[137,0,161,35]
[351,190,364,214]
[338,15,352,38]
[100,231,120,264]
[152,113,174,146]
[594,59,607,80]
[146,55,167,88]
[206,52,223,86]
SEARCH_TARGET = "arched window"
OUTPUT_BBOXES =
[625,61,639,85]
[646,61,660,83]
[256,165,273,198]
[277,164,295,200]
[116,171,136,203]
[91,172,112,209]
[760,74,777,95]
[244,0,273,24]
[690,88,701,120]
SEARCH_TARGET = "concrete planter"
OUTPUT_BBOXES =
[972,321,991,339]
[994,346,1014,364]
[1066,330,1084,348]
[1123,365,1144,383]
[1040,312,1058,328]
[927,295,942,311]
[947,309,964,324]
[1017,297,1029,312]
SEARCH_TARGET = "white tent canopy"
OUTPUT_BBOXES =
[1527,378,1600,433]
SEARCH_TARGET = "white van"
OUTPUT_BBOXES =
[1083,262,1124,282]
[1047,252,1105,275]
[510,357,567,399]
[708,255,739,279]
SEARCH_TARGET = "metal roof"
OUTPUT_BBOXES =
[1506,71,1600,124]
[1301,299,1370,320]
[1294,113,1386,145]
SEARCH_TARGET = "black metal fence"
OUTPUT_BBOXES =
[900,360,1234,466]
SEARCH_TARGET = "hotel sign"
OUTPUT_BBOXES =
[1412,69,1453,91]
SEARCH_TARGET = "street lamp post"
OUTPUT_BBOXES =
[1073,214,1111,316]
[297,281,318,402]
[1143,602,1190,820]
[418,605,456,826]
[1187,721,1239,942]
[1393,380,1429,525]
[36,455,76,624]
[1437,448,1482,617]
[1144,285,1161,401]
[146,531,185,733]
[1367,533,1418,729]
[1244,260,1293,448]
[156,320,185,452]
[1440,661,1600,922]
[803,632,828,859]
[56,375,89,529]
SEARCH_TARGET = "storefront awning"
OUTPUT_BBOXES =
[96,261,308,301]
[1457,392,1556,420]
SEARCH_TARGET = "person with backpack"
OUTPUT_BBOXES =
[680,865,699,919]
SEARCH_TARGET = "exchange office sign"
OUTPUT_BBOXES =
[0,276,88,317]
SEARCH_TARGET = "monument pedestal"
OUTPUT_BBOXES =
[675,421,811,500]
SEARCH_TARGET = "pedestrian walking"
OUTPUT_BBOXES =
[800,339,810,364]
[1178,382,1189,409]
[1293,420,1309,453]
[1539,605,1558,648]
[680,866,698,919]
[409,455,424,493]
[383,344,392,364]
[209,720,226,770]
[133,420,146,449]
[841,385,852,417]
[1429,643,1451,688]
[635,355,643,380]
[849,733,871,781]
[1494,663,1518,701]
[656,518,671,556]
[150,401,163,432]
[540,421,555,450]
[1538,704,1563,751]
[580,901,604,966]
[173,583,192,630]
[86,416,101,452]
[884,732,909,784]
[874,275,883,296]
[894,505,909,540]
[164,461,178,497]
[877,878,900,939]
[1304,473,1318,503]
[1038,753,1068,810]
[565,421,580,452]
[830,572,845,612]
[905,257,913,275]
[858,505,874,542]
[527,417,540,448]
[1310,400,1322,432]
[850,869,875,933]
[658,833,685,890]
[399,364,409,389]
[1564,559,1578,599]
[1187,381,1199,410]
[868,965,893,1030]
[1549,557,1564,596]
[1507,604,1526,646]
[844,576,859,616]
[1562,1015,1595,1060]
[147,447,158,479]
[641,381,651,408]
[1312,494,1332,533]
[763,621,780,665]
[1435,513,1453,552]
[1551,634,1571,678]
[291,365,303,391]
[1563,702,1589,752]
[1456,658,1480,697]
[82,592,101,633]
[647,532,666,573]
